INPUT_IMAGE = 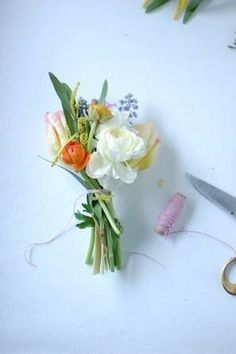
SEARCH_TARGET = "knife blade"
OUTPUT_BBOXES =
[186,173,236,217]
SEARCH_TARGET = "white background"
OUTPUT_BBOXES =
[1,1,236,353]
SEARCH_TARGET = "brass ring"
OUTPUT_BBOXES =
[221,257,236,295]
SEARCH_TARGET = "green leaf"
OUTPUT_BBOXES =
[80,170,100,189]
[57,166,89,189]
[76,219,95,229]
[62,83,72,99]
[98,79,108,104]
[74,212,95,228]
[90,199,102,224]
[38,156,89,189]
[74,211,89,221]
[85,194,105,226]
[144,0,170,13]
[183,0,205,24]
[93,202,103,223]
[87,194,93,212]
[48,72,77,135]
[82,203,92,214]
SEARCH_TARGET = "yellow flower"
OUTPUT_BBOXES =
[129,122,160,170]
[89,103,112,122]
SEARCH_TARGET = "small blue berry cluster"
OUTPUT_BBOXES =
[78,97,89,117]
[118,93,138,119]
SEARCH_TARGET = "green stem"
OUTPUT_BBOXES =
[85,227,95,265]
[100,243,104,274]
[80,170,101,189]
[98,200,121,236]
[80,170,93,188]
[115,240,122,270]
[93,227,101,275]
[106,198,116,219]
[80,171,120,236]
[106,224,115,272]
[87,121,98,153]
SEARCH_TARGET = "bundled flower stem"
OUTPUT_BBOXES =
[45,73,159,274]
[74,171,122,274]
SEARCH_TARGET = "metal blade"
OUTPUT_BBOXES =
[186,173,236,217]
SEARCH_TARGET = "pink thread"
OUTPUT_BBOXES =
[170,229,236,254]
[24,189,107,268]
[128,252,166,268]
[154,193,186,235]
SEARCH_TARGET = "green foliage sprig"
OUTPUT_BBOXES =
[143,0,206,24]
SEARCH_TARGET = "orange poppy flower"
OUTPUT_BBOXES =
[62,140,90,171]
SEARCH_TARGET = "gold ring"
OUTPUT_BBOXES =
[221,257,236,295]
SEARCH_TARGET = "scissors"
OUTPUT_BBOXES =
[186,173,236,295]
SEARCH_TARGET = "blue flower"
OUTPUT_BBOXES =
[118,93,138,120]
[78,97,89,117]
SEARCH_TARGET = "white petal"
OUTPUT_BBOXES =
[97,126,146,162]
[119,129,147,160]
[113,162,137,184]
[86,152,112,179]
[96,110,130,137]
[110,108,130,124]
[98,175,123,191]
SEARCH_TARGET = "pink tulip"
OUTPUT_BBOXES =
[130,122,160,170]
[45,111,68,156]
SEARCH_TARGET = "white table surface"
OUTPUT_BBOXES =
[1,1,236,353]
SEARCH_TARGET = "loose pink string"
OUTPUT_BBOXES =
[150,193,236,268]
[24,189,107,267]
[25,189,236,270]
[127,231,236,269]
[170,229,236,254]
[128,252,166,268]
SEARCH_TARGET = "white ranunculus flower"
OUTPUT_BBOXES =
[95,108,130,137]
[86,119,147,190]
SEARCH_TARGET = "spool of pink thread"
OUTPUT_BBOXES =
[154,193,186,235]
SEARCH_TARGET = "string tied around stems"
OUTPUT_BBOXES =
[24,189,108,268]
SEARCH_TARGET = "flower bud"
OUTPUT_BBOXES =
[88,104,112,122]
[62,140,90,171]
[45,111,68,156]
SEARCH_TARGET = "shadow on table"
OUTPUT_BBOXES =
[116,133,194,282]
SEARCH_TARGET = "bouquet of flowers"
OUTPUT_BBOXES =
[44,73,159,274]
